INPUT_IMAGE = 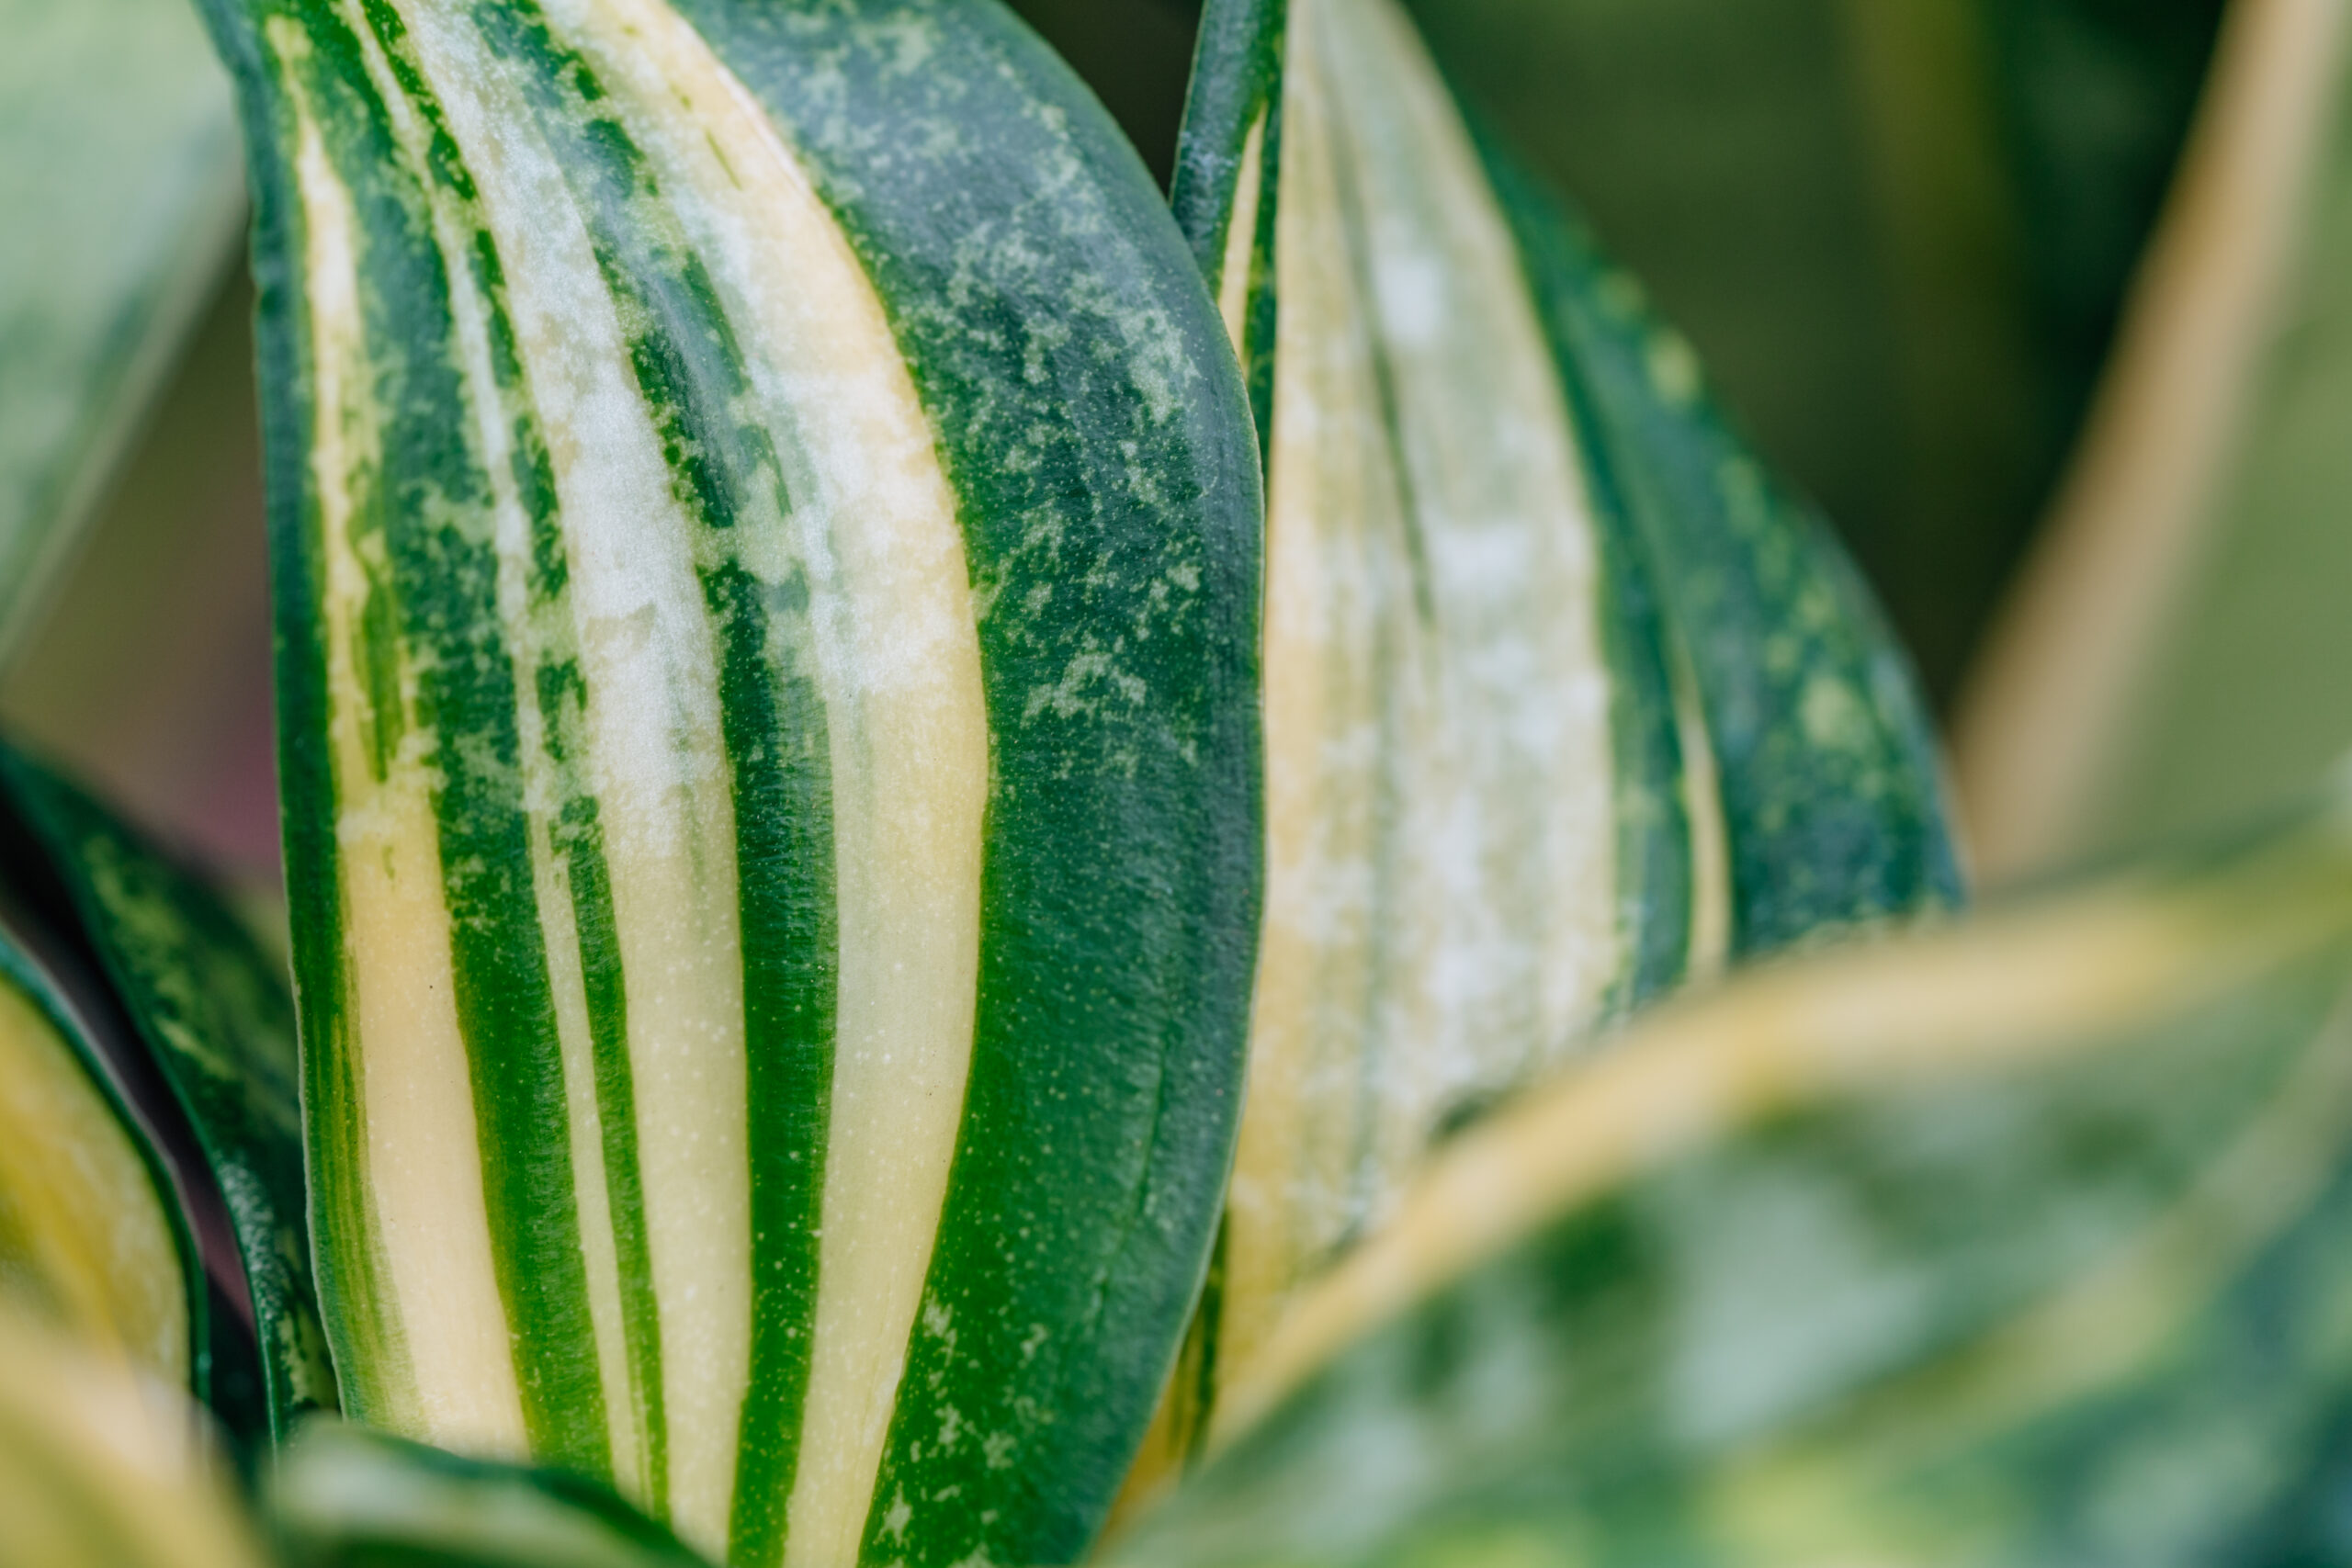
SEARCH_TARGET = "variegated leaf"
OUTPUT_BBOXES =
[1124,0,1961,1495]
[1116,786,2352,1568]
[196,0,1262,1562]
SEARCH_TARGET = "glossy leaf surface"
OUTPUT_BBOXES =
[197,0,1261,1561]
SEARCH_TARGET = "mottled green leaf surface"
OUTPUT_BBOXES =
[198,0,1259,1562]
[1116,792,2352,1568]
[1490,152,1960,953]
[1396,0,2222,703]
[0,744,333,1440]
[0,0,243,660]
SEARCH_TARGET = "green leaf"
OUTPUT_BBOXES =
[194,0,1261,1562]
[1393,0,2222,703]
[1114,788,2352,1568]
[1488,148,1958,954]
[270,1422,709,1568]
[0,743,334,1441]
[1124,0,1959,1498]
[0,0,243,660]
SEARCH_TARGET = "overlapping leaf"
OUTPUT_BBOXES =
[1116,787,2352,1568]
[1125,0,1961,1494]
[0,741,328,1442]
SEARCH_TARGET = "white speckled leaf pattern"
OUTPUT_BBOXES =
[1124,0,1962,1503]
[196,0,1261,1564]
[1215,0,1664,1430]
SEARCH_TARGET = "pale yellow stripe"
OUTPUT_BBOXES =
[0,1307,269,1568]
[0,973,186,1385]
[381,5,752,1547]
[1223,0,1424,1386]
[1672,650,1733,978]
[1218,111,1269,351]
[1219,0,1620,1407]
[1952,0,2352,878]
[541,6,989,1562]
[330,0,640,1490]
[275,30,526,1452]
[1216,850,2352,1442]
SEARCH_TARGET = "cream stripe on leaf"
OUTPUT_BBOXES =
[1116,0,1964,1502]
[1126,0,1698,1496]
[198,0,1260,1564]
[1216,0,1632,1393]
[0,942,192,1391]
[1112,794,2352,1568]
[0,1306,273,1568]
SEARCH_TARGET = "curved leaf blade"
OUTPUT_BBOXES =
[1118,795,2352,1568]
[271,1422,709,1568]
[1490,147,1962,953]
[197,0,1261,1561]
[0,744,334,1440]
[1130,0,1961,1496]
[0,937,196,1393]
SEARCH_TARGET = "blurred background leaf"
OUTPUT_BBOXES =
[0,271,279,886]
[1960,0,2352,879]
[1110,790,2352,1568]
[0,0,274,891]
[0,1303,270,1568]
[0,0,243,662]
